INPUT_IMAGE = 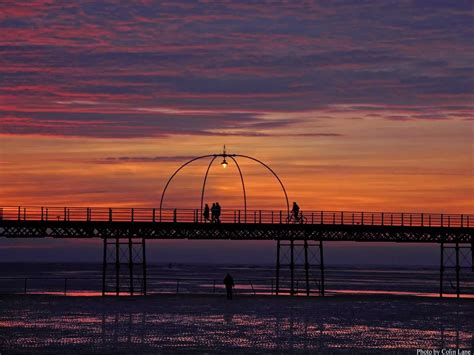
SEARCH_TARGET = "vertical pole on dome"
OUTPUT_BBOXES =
[228,156,247,223]
[200,155,218,222]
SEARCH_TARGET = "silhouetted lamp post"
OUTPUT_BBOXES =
[221,145,228,168]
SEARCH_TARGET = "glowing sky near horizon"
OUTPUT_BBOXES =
[0,1,473,262]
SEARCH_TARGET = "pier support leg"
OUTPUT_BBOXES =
[142,237,147,296]
[304,239,310,296]
[290,238,295,295]
[439,241,470,298]
[102,237,147,296]
[455,242,460,298]
[471,242,474,272]
[320,240,325,297]
[115,238,120,296]
[276,239,280,295]
[102,237,107,296]
[440,242,444,297]
[128,237,134,296]
[275,237,325,297]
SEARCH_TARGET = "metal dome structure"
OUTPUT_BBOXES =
[159,146,290,222]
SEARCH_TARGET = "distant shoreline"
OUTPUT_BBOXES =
[0,261,443,268]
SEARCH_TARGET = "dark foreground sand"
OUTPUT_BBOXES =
[0,294,473,354]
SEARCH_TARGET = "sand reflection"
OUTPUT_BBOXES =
[0,295,472,352]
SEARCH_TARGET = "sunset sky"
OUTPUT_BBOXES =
[0,1,473,263]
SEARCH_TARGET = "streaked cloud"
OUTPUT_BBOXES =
[0,1,472,140]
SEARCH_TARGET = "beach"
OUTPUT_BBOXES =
[0,294,472,354]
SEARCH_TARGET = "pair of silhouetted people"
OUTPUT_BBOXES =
[223,273,234,299]
[203,202,221,223]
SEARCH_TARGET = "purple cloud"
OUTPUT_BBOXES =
[0,1,472,138]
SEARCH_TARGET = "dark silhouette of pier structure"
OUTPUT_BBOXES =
[1,149,473,297]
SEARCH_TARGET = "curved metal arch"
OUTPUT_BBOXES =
[234,154,290,219]
[199,155,218,222]
[159,154,214,221]
[160,151,290,223]
[228,156,247,223]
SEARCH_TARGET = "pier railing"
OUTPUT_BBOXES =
[0,206,472,228]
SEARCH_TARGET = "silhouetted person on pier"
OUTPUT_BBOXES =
[215,202,221,223]
[223,273,234,299]
[291,202,300,221]
[203,204,210,222]
[211,203,217,223]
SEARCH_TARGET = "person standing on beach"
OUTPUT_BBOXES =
[223,273,234,300]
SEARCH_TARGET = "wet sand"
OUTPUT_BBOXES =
[0,294,473,354]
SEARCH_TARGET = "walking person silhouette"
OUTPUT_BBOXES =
[211,203,217,223]
[215,202,221,223]
[203,203,210,222]
[223,273,235,299]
